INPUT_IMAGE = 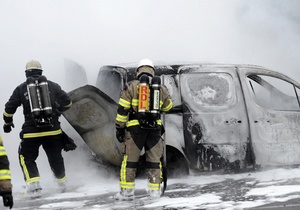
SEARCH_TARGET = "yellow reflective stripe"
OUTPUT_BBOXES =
[160,100,163,107]
[162,99,172,112]
[119,98,131,109]
[120,155,128,183]
[120,155,130,188]
[160,161,163,180]
[120,155,127,183]
[23,129,62,138]
[19,154,29,181]
[0,146,7,156]
[0,152,7,156]
[126,119,161,127]
[116,114,128,123]
[26,177,40,183]
[57,176,66,182]
[131,99,138,107]
[120,155,135,189]
[0,169,11,180]
[3,111,13,117]
[126,120,140,127]
[119,155,135,189]
[156,120,162,126]
[64,101,72,108]
[148,182,160,191]
[20,154,40,182]
[120,182,135,189]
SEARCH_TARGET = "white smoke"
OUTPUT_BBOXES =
[0,0,300,190]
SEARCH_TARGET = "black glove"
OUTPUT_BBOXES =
[1,192,13,209]
[62,131,77,152]
[63,141,77,151]
[3,123,14,133]
[55,101,70,114]
[116,128,125,143]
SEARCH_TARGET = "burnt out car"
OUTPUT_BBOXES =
[63,63,300,175]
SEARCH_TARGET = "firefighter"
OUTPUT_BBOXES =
[0,135,13,209]
[3,60,73,197]
[115,59,173,199]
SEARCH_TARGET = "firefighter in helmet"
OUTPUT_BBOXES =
[0,135,13,209]
[3,60,74,198]
[115,59,173,199]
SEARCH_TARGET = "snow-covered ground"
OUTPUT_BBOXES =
[10,153,300,210]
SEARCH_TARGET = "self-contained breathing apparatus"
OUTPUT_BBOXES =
[137,75,161,129]
[26,75,53,127]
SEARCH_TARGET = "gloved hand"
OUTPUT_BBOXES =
[55,101,70,114]
[63,140,77,152]
[61,131,77,152]
[1,191,13,209]
[3,123,14,133]
[116,128,125,143]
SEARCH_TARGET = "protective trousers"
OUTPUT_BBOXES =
[120,126,163,191]
[18,135,65,183]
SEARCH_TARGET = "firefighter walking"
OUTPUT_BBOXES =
[0,135,13,209]
[3,60,74,198]
[115,59,173,200]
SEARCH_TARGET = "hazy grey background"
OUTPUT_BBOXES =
[1,0,300,188]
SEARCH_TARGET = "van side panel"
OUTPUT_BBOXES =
[179,67,251,171]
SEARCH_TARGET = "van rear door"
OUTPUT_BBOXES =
[96,65,128,103]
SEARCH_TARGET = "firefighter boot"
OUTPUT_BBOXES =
[55,178,67,193]
[147,182,162,199]
[147,169,162,199]
[26,181,42,198]
[114,188,135,200]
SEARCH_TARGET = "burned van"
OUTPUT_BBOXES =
[63,63,300,174]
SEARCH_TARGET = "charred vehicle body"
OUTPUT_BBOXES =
[63,63,300,175]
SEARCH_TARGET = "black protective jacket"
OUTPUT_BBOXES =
[3,74,72,137]
[0,135,12,193]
